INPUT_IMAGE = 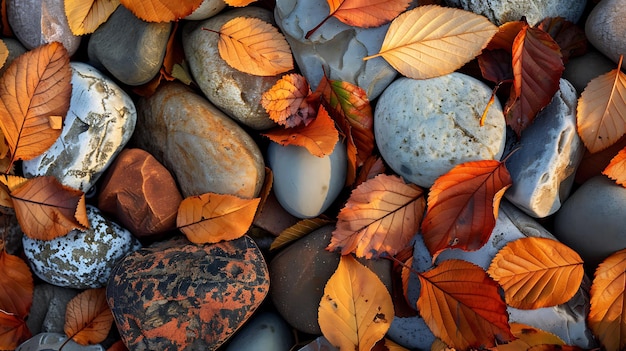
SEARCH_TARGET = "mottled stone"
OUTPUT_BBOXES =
[563,50,616,95]
[16,333,104,351]
[375,74,506,188]
[98,148,182,238]
[0,38,27,76]
[183,7,279,130]
[224,312,293,351]
[0,213,23,255]
[184,0,227,20]
[133,82,265,198]
[267,141,346,218]
[554,176,626,268]
[88,6,172,86]
[26,284,80,335]
[7,0,81,55]
[444,0,586,25]
[22,205,141,289]
[275,0,396,99]
[107,236,269,351]
[585,0,626,69]
[22,62,137,193]
[504,79,584,218]
[270,225,392,334]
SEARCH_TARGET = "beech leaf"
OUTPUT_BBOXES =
[421,160,512,260]
[603,146,626,186]
[0,309,31,349]
[1,175,89,240]
[64,288,114,345]
[318,255,394,351]
[487,237,584,309]
[327,174,425,259]
[270,218,333,251]
[417,259,514,349]
[211,17,293,76]
[0,249,33,318]
[495,323,565,351]
[261,73,318,128]
[588,248,626,351]
[177,192,260,244]
[363,5,497,80]
[65,0,120,35]
[0,42,71,167]
[120,0,203,22]
[577,56,626,153]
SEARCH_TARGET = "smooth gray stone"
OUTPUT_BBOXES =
[16,333,104,351]
[26,284,80,335]
[504,79,584,218]
[0,38,27,75]
[563,50,617,95]
[88,6,171,86]
[586,0,626,69]
[224,312,293,351]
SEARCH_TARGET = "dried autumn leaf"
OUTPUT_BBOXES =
[0,42,71,167]
[0,249,33,318]
[306,0,411,38]
[0,39,8,69]
[495,323,565,351]
[1,175,88,240]
[262,105,339,157]
[487,237,584,309]
[120,0,203,22]
[528,345,585,351]
[261,73,317,128]
[486,21,526,51]
[577,56,626,153]
[535,17,587,63]
[177,192,260,244]
[328,174,425,259]
[363,5,497,79]
[224,0,258,6]
[65,0,120,35]
[64,288,114,345]
[318,255,394,351]
[0,309,31,349]
[421,160,512,259]
[212,17,293,76]
[478,49,513,84]
[588,248,626,351]
[354,155,386,187]
[417,259,514,349]
[505,24,564,136]
[603,146,626,186]
[270,217,333,251]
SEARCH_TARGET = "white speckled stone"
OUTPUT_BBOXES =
[184,0,226,20]
[22,62,137,193]
[444,0,587,26]
[585,0,626,69]
[375,73,506,188]
[504,79,584,218]
[274,0,397,99]
[22,205,141,289]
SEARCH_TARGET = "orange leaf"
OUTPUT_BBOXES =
[603,146,626,186]
[327,174,425,259]
[261,73,317,128]
[64,288,114,345]
[1,175,89,240]
[120,0,203,22]
[177,192,260,244]
[588,248,626,351]
[106,340,129,351]
[354,155,386,187]
[495,323,565,351]
[0,249,33,318]
[210,17,293,76]
[421,160,512,259]
[486,21,526,52]
[306,0,411,38]
[0,39,8,69]
[262,105,339,157]
[417,259,514,349]
[318,255,394,351]
[224,0,258,6]
[0,42,71,168]
[487,237,584,309]
[65,0,120,35]
[577,55,626,153]
[0,309,31,349]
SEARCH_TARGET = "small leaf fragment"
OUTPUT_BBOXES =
[603,146,626,186]
[261,73,317,128]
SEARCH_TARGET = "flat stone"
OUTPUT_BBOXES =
[182,7,279,130]
[88,6,172,86]
[585,0,626,69]
[107,235,269,351]
[504,79,584,218]
[444,0,587,25]
[563,50,616,95]
[22,62,137,193]
[26,284,80,335]
[22,205,141,289]
[16,332,104,351]
[375,73,506,188]
[184,0,227,20]
[97,148,182,238]
[274,0,397,99]
[132,82,265,198]
[224,312,293,351]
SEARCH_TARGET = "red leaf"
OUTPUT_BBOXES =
[0,249,33,318]
[0,309,31,349]
[535,17,587,64]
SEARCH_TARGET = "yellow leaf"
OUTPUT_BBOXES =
[363,5,497,79]
[0,39,8,69]
[487,237,584,309]
[64,288,114,345]
[213,17,293,76]
[318,255,394,351]
[495,323,564,351]
[224,0,258,6]
[64,0,120,35]
[48,116,63,129]
[269,218,333,251]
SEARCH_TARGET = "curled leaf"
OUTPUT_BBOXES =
[270,218,333,251]
[496,323,565,351]
[64,288,114,345]
[535,17,587,63]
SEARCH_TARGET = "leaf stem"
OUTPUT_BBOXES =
[305,15,332,39]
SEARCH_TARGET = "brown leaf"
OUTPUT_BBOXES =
[261,73,317,128]
[64,288,114,345]
[535,17,587,63]
[486,21,526,52]
[328,174,425,259]
[603,146,626,186]
[0,42,71,169]
[0,249,33,318]
[177,192,260,244]
[318,255,394,351]
[270,217,333,251]
[0,309,31,349]
[65,0,120,35]
[120,0,203,22]
[106,340,129,351]
[1,175,89,240]
[478,49,513,84]
[354,155,386,187]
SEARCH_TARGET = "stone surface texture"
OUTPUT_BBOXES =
[26,284,80,335]
[585,0,626,69]
[22,62,137,193]
[16,333,104,351]
[274,0,397,99]
[224,312,293,351]
[563,50,616,95]
[375,74,506,188]
[22,205,141,289]
[132,82,265,198]
[184,0,227,20]
[444,0,587,25]
[0,38,27,76]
